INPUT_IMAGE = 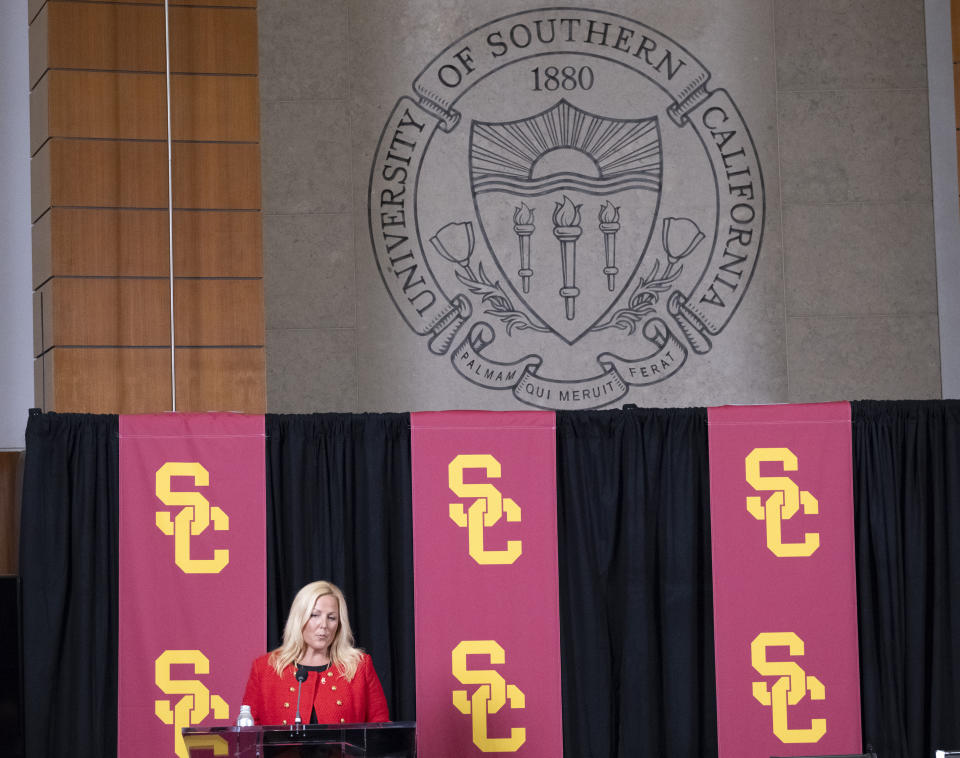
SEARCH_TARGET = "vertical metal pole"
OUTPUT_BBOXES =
[164,0,176,410]
[926,0,960,397]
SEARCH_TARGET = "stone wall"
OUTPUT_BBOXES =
[260,0,940,412]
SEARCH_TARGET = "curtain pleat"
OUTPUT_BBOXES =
[852,400,960,758]
[264,413,415,722]
[556,408,716,758]
[19,412,119,758]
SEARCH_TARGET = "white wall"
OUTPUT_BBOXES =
[0,0,34,449]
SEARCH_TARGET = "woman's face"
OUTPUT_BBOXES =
[303,594,340,658]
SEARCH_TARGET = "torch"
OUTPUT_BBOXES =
[513,203,535,293]
[552,195,582,320]
[598,201,620,291]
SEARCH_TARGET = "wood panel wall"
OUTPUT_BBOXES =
[29,0,264,413]
[0,453,22,575]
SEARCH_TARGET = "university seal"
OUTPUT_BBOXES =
[369,8,764,409]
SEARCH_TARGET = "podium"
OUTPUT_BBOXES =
[182,722,416,757]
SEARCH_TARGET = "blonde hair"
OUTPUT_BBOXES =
[269,581,364,680]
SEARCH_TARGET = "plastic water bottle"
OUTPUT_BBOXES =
[237,705,254,727]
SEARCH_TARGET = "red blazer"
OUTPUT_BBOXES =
[242,653,389,726]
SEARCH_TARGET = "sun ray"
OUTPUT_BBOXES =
[505,123,545,160]
[471,99,661,194]
[473,130,534,166]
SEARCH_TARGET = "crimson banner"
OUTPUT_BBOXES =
[119,414,266,758]
[708,403,861,758]
[411,411,562,757]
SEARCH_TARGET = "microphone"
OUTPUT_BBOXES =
[294,665,308,725]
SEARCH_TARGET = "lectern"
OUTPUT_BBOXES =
[182,722,416,757]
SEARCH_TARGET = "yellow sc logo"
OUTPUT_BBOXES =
[745,448,819,557]
[449,454,522,565]
[155,649,229,758]
[155,462,230,573]
[452,640,526,752]
[751,633,826,743]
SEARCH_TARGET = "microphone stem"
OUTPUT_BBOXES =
[294,665,307,726]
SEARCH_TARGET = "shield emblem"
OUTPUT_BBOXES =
[470,100,662,343]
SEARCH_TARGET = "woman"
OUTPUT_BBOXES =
[242,581,389,725]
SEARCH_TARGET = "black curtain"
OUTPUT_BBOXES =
[556,408,716,758]
[853,400,960,758]
[19,411,119,758]
[264,413,415,721]
[17,402,960,758]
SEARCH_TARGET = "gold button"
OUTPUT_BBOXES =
[284,702,290,708]
[336,700,342,706]
[331,686,337,691]
[282,720,287,725]
[289,687,295,692]
[340,718,345,723]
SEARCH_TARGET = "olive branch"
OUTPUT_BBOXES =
[455,263,549,336]
[591,258,683,334]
